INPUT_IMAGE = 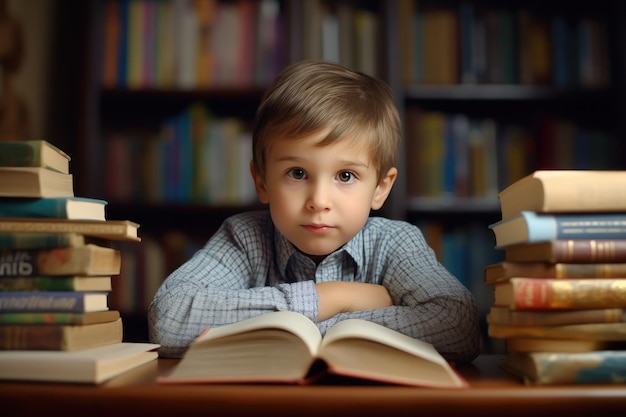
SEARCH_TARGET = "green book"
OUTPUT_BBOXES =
[0,276,112,292]
[0,232,85,250]
[0,140,71,174]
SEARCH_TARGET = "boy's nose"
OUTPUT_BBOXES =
[306,181,331,211]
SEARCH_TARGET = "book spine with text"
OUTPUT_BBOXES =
[504,239,626,263]
[0,292,107,313]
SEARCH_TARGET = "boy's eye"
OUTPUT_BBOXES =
[287,168,306,180]
[337,171,355,183]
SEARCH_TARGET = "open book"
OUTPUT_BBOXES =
[158,311,467,388]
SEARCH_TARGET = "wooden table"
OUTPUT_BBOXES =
[2,355,625,417]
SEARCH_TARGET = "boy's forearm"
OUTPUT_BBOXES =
[315,281,392,322]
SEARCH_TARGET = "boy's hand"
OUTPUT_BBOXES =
[315,281,393,322]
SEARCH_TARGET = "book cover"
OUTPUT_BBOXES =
[488,322,626,341]
[484,261,626,284]
[158,311,468,388]
[487,305,625,327]
[0,244,121,276]
[500,351,626,385]
[0,167,74,198]
[504,239,626,263]
[0,275,112,291]
[0,291,109,313]
[489,211,626,249]
[0,140,71,174]
[497,170,626,219]
[0,318,122,350]
[0,309,120,325]
[493,277,626,310]
[0,218,140,241]
[0,342,159,384]
[0,232,85,250]
[0,197,107,220]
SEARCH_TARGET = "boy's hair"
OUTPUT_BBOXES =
[252,60,401,183]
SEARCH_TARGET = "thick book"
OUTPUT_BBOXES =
[488,322,626,341]
[0,232,86,250]
[0,291,109,313]
[0,218,140,241]
[0,244,121,276]
[0,140,71,174]
[0,342,160,384]
[500,350,626,385]
[0,197,107,220]
[0,167,74,198]
[0,318,122,350]
[497,170,626,219]
[504,239,626,263]
[489,211,626,249]
[493,277,626,310]
[0,276,112,291]
[487,305,626,327]
[483,261,626,284]
[0,309,120,325]
[158,311,468,388]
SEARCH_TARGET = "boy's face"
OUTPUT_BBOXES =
[251,129,397,259]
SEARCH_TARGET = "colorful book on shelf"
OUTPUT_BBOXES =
[488,322,626,341]
[493,277,626,310]
[500,351,626,385]
[0,244,121,276]
[0,197,107,220]
[497,170,626,219]
[0,232,86,250]
[0,218,140,241]
[158,311,468,388]
[0,291,109,313]
[505,338,621,354]
[0,342,160,384]
[0,167,74,198]
[0,309,120,325]
[486,306,626,327]
[489,211,626,249]
[0,318,122,351]
[503,239,626,263]
[0,140,71,174]
[484,261,626,284]
[0,276,112,291]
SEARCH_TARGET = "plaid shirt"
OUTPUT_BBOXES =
[148,210,480,362]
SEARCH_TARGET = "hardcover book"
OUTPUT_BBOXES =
[0,309,120,325]
[489,211,626,249]
[0,275,112,291]
[0,140,71,174]
[0,167,74,198]
[488,322,626,341]
[486,305,625,327]
[0,218,140,241]
[0,232,86,250]
[158,311,468,388]
[503,239,626,263]
[0,244,121,276]
[0,291,109,313]
[483,261,626,284]
[0,196,108,220]
[0,318,122,350]
[0,342,160,384]
[505,338,619,353]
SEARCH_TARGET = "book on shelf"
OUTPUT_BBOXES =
[0,342,160,384]
[503,239,626,263]
[0,140,70,174]
[0,275,112,291]
[493,277,626,310]
[497,170,626,220]
[488,211,626,249]
[505,338,621,354]
[488,322,626,341]
[486,306,626,327]
[0,291,109,313]
[0,318,122,351]
[0,218,140,241]
[0,309,120,325]
[0,167,74,198]
[500,350,626,385]
[0,244,121,276]
[484,261,626,284]
[0,232,86,250]
[158,311,468,388]
[0,196,107,220]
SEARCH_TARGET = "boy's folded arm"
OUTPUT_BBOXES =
[315,281,393,322]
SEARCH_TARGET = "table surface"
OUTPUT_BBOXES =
[2,354,626,417]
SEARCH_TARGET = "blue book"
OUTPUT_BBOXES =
[0,291,109,313]
[0,197,107,220]
[0,232,85,250]
[489,211,626,248]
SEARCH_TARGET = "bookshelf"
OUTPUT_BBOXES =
[73,0,626,346]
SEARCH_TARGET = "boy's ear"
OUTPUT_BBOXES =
[250,160,269,204]
[371,167,397,210]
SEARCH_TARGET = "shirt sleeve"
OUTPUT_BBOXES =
[148,214,319,358]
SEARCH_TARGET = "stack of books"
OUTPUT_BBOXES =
[484,170,626,385]
[0,140,158,384]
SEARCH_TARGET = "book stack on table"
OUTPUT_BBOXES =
[0,140,158,384]
[484,170,626,385]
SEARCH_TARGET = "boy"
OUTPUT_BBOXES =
[148,60,481,363]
